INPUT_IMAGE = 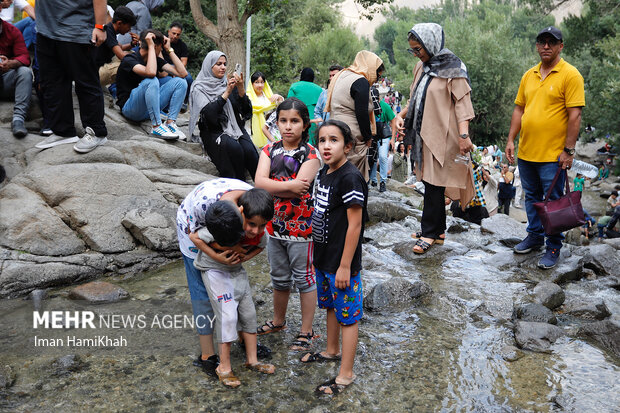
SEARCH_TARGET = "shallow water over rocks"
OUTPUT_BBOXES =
[1,204,619,412]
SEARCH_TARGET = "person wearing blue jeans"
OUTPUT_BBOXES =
[115,29,188,140]
[369,100,396,192]
[517,159,566,246]
[505,26,584,269]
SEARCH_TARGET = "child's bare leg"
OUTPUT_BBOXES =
[300,290,317,334]
[337,322,358,383]
[240,331,258,365]
[325,308,341,356]
[217,342,233,373]
[198,334,216,359]
[272,289,290,326]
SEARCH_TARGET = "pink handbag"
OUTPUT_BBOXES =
[533,168,585,234]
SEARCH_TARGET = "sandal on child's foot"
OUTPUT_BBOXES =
[315,376,355,395]
[412,238,434,254]
[411,231,445,244]
[216,368,241,388]
[300,351,341,363]
[256,320,287,335]
[289,330,316,351]
[244,362,275,374]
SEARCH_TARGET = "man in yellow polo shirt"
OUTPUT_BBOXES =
[505,26,585,269]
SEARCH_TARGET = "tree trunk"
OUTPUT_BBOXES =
[190,0,245,72]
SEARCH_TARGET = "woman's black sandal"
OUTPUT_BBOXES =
[412,238,433,254]
[411,231,445,244]
[289,330,316,351]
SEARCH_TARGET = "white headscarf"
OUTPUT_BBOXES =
[188,51,244,139]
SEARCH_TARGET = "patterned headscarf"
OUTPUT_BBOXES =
[405,23,470,169]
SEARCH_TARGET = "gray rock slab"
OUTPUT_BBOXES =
[121,207,178,251]
[68,281,129,303]
[367,198,415,223]
[140,169,215,186]
[480,214,527,238]
[561,297,611,320]
[577,319,620,358]
[533,282,565,310]
[24,144,127,169]
[364,278,431,311]
[15,163,171,253]
[513,303,557,324]
[0,259,104,298]
[153,182,197,204]
[117,140,218,174]
[0,183,86,255]
[514,320,565,353]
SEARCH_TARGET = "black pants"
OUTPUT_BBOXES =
[498,198,511,215]
[203,132,259,180]
[421,180,446,238]
[36,34,106,137]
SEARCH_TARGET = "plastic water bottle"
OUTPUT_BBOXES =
[571,159,598,179]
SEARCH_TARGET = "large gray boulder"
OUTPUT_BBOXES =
[68,281,129,303]
[366,197,416,224]
[577,319,620,358]
[13,163,173,253]
[364,278,431,311]
[514,320,565,352]
[533,282,565,310]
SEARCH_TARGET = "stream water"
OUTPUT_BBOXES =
[1,213,618,412]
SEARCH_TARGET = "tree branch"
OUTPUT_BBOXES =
[189,0,220,42]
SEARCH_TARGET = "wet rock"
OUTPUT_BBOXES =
[499,237,522,248]
[51,355,85,376]
[68,281,129,303]
[364,278,431,311]
[577,319,620,358]
[533,282,565,310]
[577,244,620,276]
[520,253,584,284]
[512,303,557,324]
[366,198,415,223]
[393,240,469,261]
[480,214,527,238]
[121,206,178,251]
[602,238,620,250]
[0,255,107,298]
[561,297,611,320]
[500,345,525,362]
[446,220,468,233]
[514,321,565,353]
[0,365,16,389]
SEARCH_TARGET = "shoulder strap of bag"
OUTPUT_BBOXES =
[543,168,570,204]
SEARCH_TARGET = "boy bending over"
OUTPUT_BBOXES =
[190,191,275,388]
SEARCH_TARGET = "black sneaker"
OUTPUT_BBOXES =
[370,181,377,187]
[379,181,386,192]
[193,354,219,377]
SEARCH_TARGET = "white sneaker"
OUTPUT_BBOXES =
[166,121,186,141]
[151,124,179,140]
[35,134,79,149]
[73,127,108,153]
